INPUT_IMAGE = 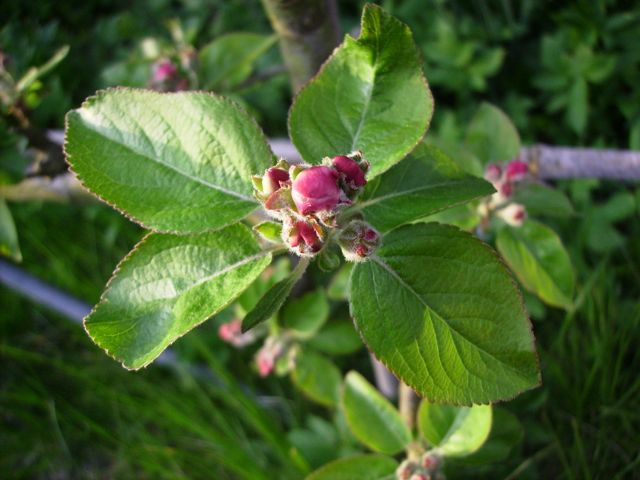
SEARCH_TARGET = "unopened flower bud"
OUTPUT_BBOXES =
[332,155,367,190]
[505,160,528,182]
[484,163,502,184]
[421,452,441,471]
[262,166,290,196]
[218,318,255,347]
[282,217,324,256]
[338,220,380,262]
[409,474,430,480]
[500,181,513,197]
[255,337,285,377]
[396,460,417,480]
[152,59,177,83]
[497,203,527,227]
[291,166,342,215]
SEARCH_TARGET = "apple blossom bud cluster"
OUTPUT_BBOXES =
[254,336,298,377]
[218,318,257,348]
[395,452,444,480]
[253,152,379,260]
[479,159,529,227]
[149,58,189,92]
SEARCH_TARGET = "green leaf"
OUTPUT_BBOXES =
[350,223,540,405]
[65,89,272,233]
[282,289,329,336]
[306,454,398,480]
[327,264,352,300]
[352,143,493,233]
[459,408,523,465]
[288,416,339,469]
[15,45,70,95]
[417,401,492,457]
[496,220,574,310]
[0,199,21,261]
[85,224,272,369]
[242,257,309,333]
[567,78,588,135]
[253,221,282,243]
[291,350,341,407]
[465,102,521,165]
[199,33,277,90]
[342,371,412,454]
[289,4,433,179]
[308,321,363,355]
[512,183,574,218]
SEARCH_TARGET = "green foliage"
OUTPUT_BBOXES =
[282,289,329,337]
[465,102,521,165]
[512,183,575,218]
[352,142,493,233]
[350,223,540,404]
[307,321,363,356]
[291,350,341,407]
[458,408,523,466]
[65,89,271,233]
[342,371,411,455]
[84,224,272,369]
[306,454,397,480]
[199,33,277,91]
[289,4,433,178]
[241,257,308,333]
[0,198,20,261]
[496,220,575,310]
[417,401,492,457]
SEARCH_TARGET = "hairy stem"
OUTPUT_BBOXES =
[260,0,340,93]
[399,381,418,430]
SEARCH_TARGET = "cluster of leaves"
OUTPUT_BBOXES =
[65,1,542,421]
[377,0,640,147]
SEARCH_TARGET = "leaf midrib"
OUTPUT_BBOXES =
[75,112,255,203]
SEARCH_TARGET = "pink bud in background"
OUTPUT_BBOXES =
[152,59,177,83]
[497,203,527,227]
[291,166,341,214]
[262,166,290,195]
[500,182,513,197]
[505,160,528,181]
[218,318,255,348]
[332,155,367,189]
[484,163,502,184]
[256,349,274,377]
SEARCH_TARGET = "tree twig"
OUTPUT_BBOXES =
[260,0,340,93]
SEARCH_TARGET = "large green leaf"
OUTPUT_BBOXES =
[199,33,277,91]
[342,371,411,454]
[291,350,341,407]
[351,143,493,233]
[496,220,574,310]
[512,183,574,218]
[288,4,433,179]
[417,401,492,457]
[306,454,397,480]
[85,224,272,369]
[465,103,521,165]
[350,223,540,405]
[0,199,21,261]
[65,89,272,233]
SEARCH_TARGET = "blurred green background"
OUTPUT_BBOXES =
[2,0,640,478]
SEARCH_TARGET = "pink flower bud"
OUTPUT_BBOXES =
[409,474,430,480]
[256,350,274,377]
[484,163,502,184]
[505,160,528,182]
[500,181,513,197]
[285,219,323,255]
[332,155,367,189]
[262,167,290,196]
[338,221,380,262]
[291,166,341,215]
[152,60,177,83]
[497,203,527,227]
[395,460,417,480]
[421,452,440,471]
[218,318,241,342]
